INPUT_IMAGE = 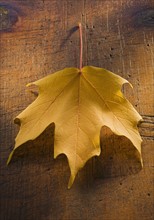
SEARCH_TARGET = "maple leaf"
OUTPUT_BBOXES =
[7,66,142,188]
[7,23,143,188]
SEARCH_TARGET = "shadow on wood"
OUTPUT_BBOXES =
[76,126,142,188]
[9,123,55,164]
[94,126,142,179]
[9,123,142,188]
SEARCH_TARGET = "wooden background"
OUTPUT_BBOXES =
[0,0,154,219]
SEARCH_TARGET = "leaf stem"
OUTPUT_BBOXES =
[78,22,83,71]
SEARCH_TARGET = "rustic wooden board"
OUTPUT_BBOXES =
[0,0,153,219]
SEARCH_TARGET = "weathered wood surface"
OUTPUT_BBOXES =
[0,0,153,219]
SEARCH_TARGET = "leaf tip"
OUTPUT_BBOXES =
[67,185,71,190]
[68,173,76,189]
[129,82,133,89]
[26,83,31,87]
[123,79,133,89]
[7,150,14,165]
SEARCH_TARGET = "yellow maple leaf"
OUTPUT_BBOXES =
[7,66,142,188]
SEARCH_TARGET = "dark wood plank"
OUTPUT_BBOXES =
[0,0,153,220]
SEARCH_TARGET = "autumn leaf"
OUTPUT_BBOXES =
[7,66,142,188]
[7,23,143,188]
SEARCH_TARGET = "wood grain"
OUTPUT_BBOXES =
[0,0,153,220]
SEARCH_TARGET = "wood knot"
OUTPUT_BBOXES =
[0,4,18,31]
[135,8,154,27]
